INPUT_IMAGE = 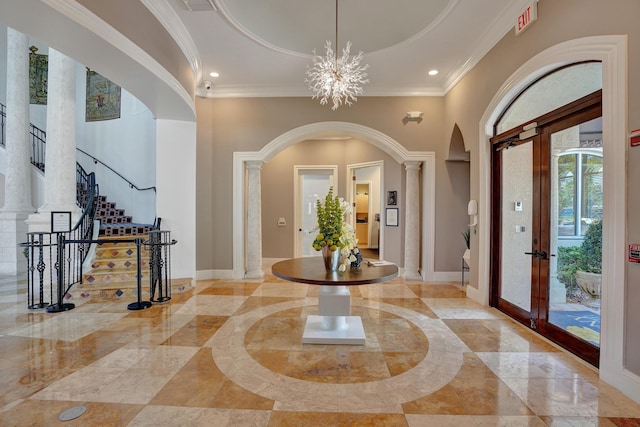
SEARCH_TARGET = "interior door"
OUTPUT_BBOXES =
[491,92,602,366]
[294,167,336,258]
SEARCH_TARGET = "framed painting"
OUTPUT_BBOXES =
[29,46,47,105]
[86,69,121,122]
[385,208,399,227]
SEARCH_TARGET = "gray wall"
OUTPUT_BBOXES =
[195,96,470,274]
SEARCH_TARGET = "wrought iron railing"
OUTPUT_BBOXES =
[22,164,99,311]
[0,102,46,171]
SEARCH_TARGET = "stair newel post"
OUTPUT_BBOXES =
[127,237,152,310]
[47,233,75,313]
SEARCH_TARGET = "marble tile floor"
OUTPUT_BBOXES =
[1,274,640,426]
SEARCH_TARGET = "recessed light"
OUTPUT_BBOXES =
[428,69,438,76]
[209,72,220,78]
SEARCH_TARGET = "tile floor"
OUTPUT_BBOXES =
[1,273,640,426]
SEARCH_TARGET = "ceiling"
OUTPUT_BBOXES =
[157,0,533,99]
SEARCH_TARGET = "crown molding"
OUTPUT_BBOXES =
[141,0,202,84]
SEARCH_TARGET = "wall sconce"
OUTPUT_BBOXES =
[406,111,423,120]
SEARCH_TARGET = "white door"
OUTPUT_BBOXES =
[294,166,337,257]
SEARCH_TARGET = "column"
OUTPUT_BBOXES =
[0,28,33,275]
[27,47,80,232]
[403,161,422,280]
[245,161,264,279]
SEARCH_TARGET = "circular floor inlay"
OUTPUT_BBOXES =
[244,305,429,383]
[211,298,468,413]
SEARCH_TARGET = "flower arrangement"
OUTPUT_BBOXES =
[312,187,360,271]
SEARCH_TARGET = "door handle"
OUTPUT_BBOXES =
[525,250,555,260]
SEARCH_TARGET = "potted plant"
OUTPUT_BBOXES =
[575,219,602,303]
[312,187,360,272]
[462,228,470,266]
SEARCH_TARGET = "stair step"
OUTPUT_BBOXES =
[99,224,155,236]
[86,259,148,273]
[71,277,193,302]
[83,271,149,285]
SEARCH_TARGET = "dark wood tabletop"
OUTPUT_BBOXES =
[272,257,398,286]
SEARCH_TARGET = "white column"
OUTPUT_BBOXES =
[245,161,264,279]
[403,161,422,280]
[0,28,33,275]
[27,48,80,232]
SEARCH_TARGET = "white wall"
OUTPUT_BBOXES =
[73,63,157,224]
[156,119,196,280]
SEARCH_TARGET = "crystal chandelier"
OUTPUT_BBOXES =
[305,0,369,110]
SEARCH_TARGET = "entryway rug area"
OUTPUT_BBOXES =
[548,310,600,345]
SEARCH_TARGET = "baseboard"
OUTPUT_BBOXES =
[432,271,464,283]
[196,269,234,280]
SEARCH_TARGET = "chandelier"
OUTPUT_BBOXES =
[305,0,369,110]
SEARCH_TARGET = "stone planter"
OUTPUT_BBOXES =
[575,270,601,308]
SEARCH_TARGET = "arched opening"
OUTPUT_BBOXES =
[477,35,629,392]
[232,122,435,281]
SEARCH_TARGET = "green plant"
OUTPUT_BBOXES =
[557,245,581,287]
[577,219,602,274]
[312,187,344,252]
[462,228,470,249]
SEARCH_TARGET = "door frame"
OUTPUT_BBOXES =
[293,165,338,258]
[475,36,633,397]
[490,92,602,365]
[347,161,384,258]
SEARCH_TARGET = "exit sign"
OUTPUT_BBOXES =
[516,2,538,35]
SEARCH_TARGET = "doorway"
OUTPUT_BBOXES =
[293,166,337,258]
[348,162,383,261]
[490,91,602,366]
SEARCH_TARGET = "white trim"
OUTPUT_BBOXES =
[421,153,436,281]
[40,0,195,119]
[141,0,202,84]
[477,35,636,401]
[233,122,435,282]
[347,161,385,258]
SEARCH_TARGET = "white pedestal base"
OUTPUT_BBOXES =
[302,315,366,345]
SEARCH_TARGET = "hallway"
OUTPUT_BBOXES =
[1,274,640,426]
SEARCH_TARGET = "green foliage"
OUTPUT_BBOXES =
[557,219,602,289]
[557,245,581,287]
[578,220,602,274]
[462,228,470,249]
[312,187,344,252]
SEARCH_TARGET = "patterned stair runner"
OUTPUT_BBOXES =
[73,196,192,301]
[95,195,155,237]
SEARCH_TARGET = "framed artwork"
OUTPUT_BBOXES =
[29,46,48,105]
[86,69,121,122]
[51,211,71,233]
[387,190,397,206]
[385,208,399,227]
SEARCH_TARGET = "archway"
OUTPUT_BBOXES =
[477,36,629,394]
[232,121,435,281]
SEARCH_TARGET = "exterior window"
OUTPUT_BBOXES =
[557,152,602,237]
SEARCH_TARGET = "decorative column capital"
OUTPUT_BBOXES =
[246,160,264,170]
[404,161,422,171]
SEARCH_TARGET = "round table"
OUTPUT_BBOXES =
[272,257,398,345]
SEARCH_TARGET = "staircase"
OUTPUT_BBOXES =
[72,195,192,301]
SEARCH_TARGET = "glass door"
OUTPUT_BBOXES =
[491,93,602,366]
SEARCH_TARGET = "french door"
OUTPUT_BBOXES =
[490,91,602,366]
